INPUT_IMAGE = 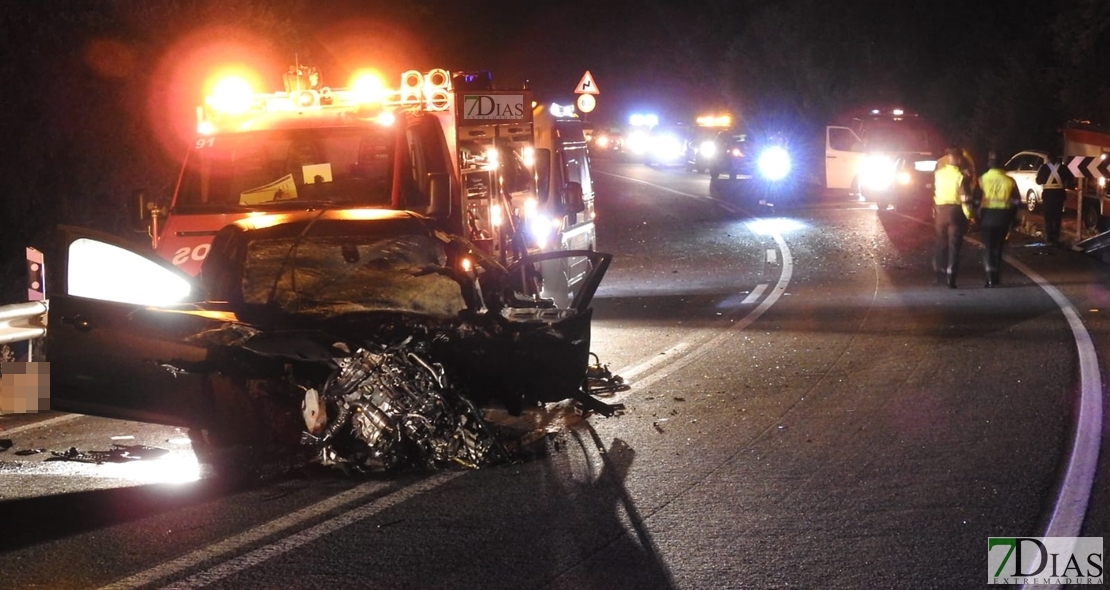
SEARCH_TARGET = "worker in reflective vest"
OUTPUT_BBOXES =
[978,152,1021,287]
[933,147,972,288]
[1035,154,1074,246]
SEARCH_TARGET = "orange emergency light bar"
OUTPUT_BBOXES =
[696,114,732,127]
[197,67,454,135]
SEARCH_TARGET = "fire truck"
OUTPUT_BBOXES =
[133,66,596,304]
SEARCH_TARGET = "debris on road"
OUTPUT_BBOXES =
[299,340,628,472]
[45,444,171,464]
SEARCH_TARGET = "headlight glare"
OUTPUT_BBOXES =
[860,155,896,189]
[757,146,792,182]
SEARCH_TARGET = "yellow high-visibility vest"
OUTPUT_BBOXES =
[934,164,965,206]
[979,168,1017,210]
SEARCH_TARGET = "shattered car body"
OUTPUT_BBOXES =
[45,209,612,470]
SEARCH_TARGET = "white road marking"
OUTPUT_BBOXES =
[888,209,1102,589]
[766,249,777,264]
[98,471,465,590]
[1005,257,1103,590]
[593,171,794,402]
[616,342,691,381]
[0,413,82,438]
[742,284,768,305]
[615,231,792,394]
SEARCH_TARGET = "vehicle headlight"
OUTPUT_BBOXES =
[528,214,560,249]
[626,131,649,155]
[699,140,716,159]
[860,155,897,189]
[757,146,791,182]
[69,238,192,306]
[650,134,684,160]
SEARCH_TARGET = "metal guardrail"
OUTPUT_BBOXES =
[0,300,48,347]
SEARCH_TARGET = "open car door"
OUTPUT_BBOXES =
[46,226,231,427]
[510,249,612,313]
[825,126,866,191]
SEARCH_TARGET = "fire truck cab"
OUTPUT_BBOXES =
[135,67,596,303]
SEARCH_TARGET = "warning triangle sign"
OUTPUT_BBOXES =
[575,71,599,95]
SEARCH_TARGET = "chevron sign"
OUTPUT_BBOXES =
[1066,155,1110,179]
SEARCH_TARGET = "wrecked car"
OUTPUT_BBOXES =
[45,209,612,471]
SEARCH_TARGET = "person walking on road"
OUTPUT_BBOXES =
[933,147,973,288]
[1035,154,1073,246]
[978,152,1021,287]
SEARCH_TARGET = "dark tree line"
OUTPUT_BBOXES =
[2,0,1109,301]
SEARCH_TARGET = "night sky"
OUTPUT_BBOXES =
[1,0,1108,300]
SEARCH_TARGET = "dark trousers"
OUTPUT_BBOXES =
[934,204,968,276]
[1042,189,1066,243]
[980,208,1013,275]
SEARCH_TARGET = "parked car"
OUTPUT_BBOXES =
[45,210,613,471]
[589,127,625,159]
[1004,149,1050,212]
[643,124,691,168]
[686,126,724,173]
[709,129,754,179]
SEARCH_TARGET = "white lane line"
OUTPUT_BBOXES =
[616,343,691,381]
[893,209,1102,587]
[616,229,793,394]
[742,284,768,305]
[1005,257,1102,590]
[0,413,82,438]
[99,471,464,590]
[593,171,794,401]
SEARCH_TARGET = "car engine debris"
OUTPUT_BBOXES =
[300,339,512,471]
[584,353,630,398]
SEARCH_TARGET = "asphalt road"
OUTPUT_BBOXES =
[0,160,1106,589]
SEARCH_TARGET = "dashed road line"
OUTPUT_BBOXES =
[99,472,465,590]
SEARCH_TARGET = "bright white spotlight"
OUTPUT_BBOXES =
[757,146,792,182]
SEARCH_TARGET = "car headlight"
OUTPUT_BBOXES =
[757,146,791,182]
[699,140,716,159]
[626,131,649,155]
[650,134,684,160]
[860,155,897,190]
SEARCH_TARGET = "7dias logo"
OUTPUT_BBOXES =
[988,537,1103,585]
